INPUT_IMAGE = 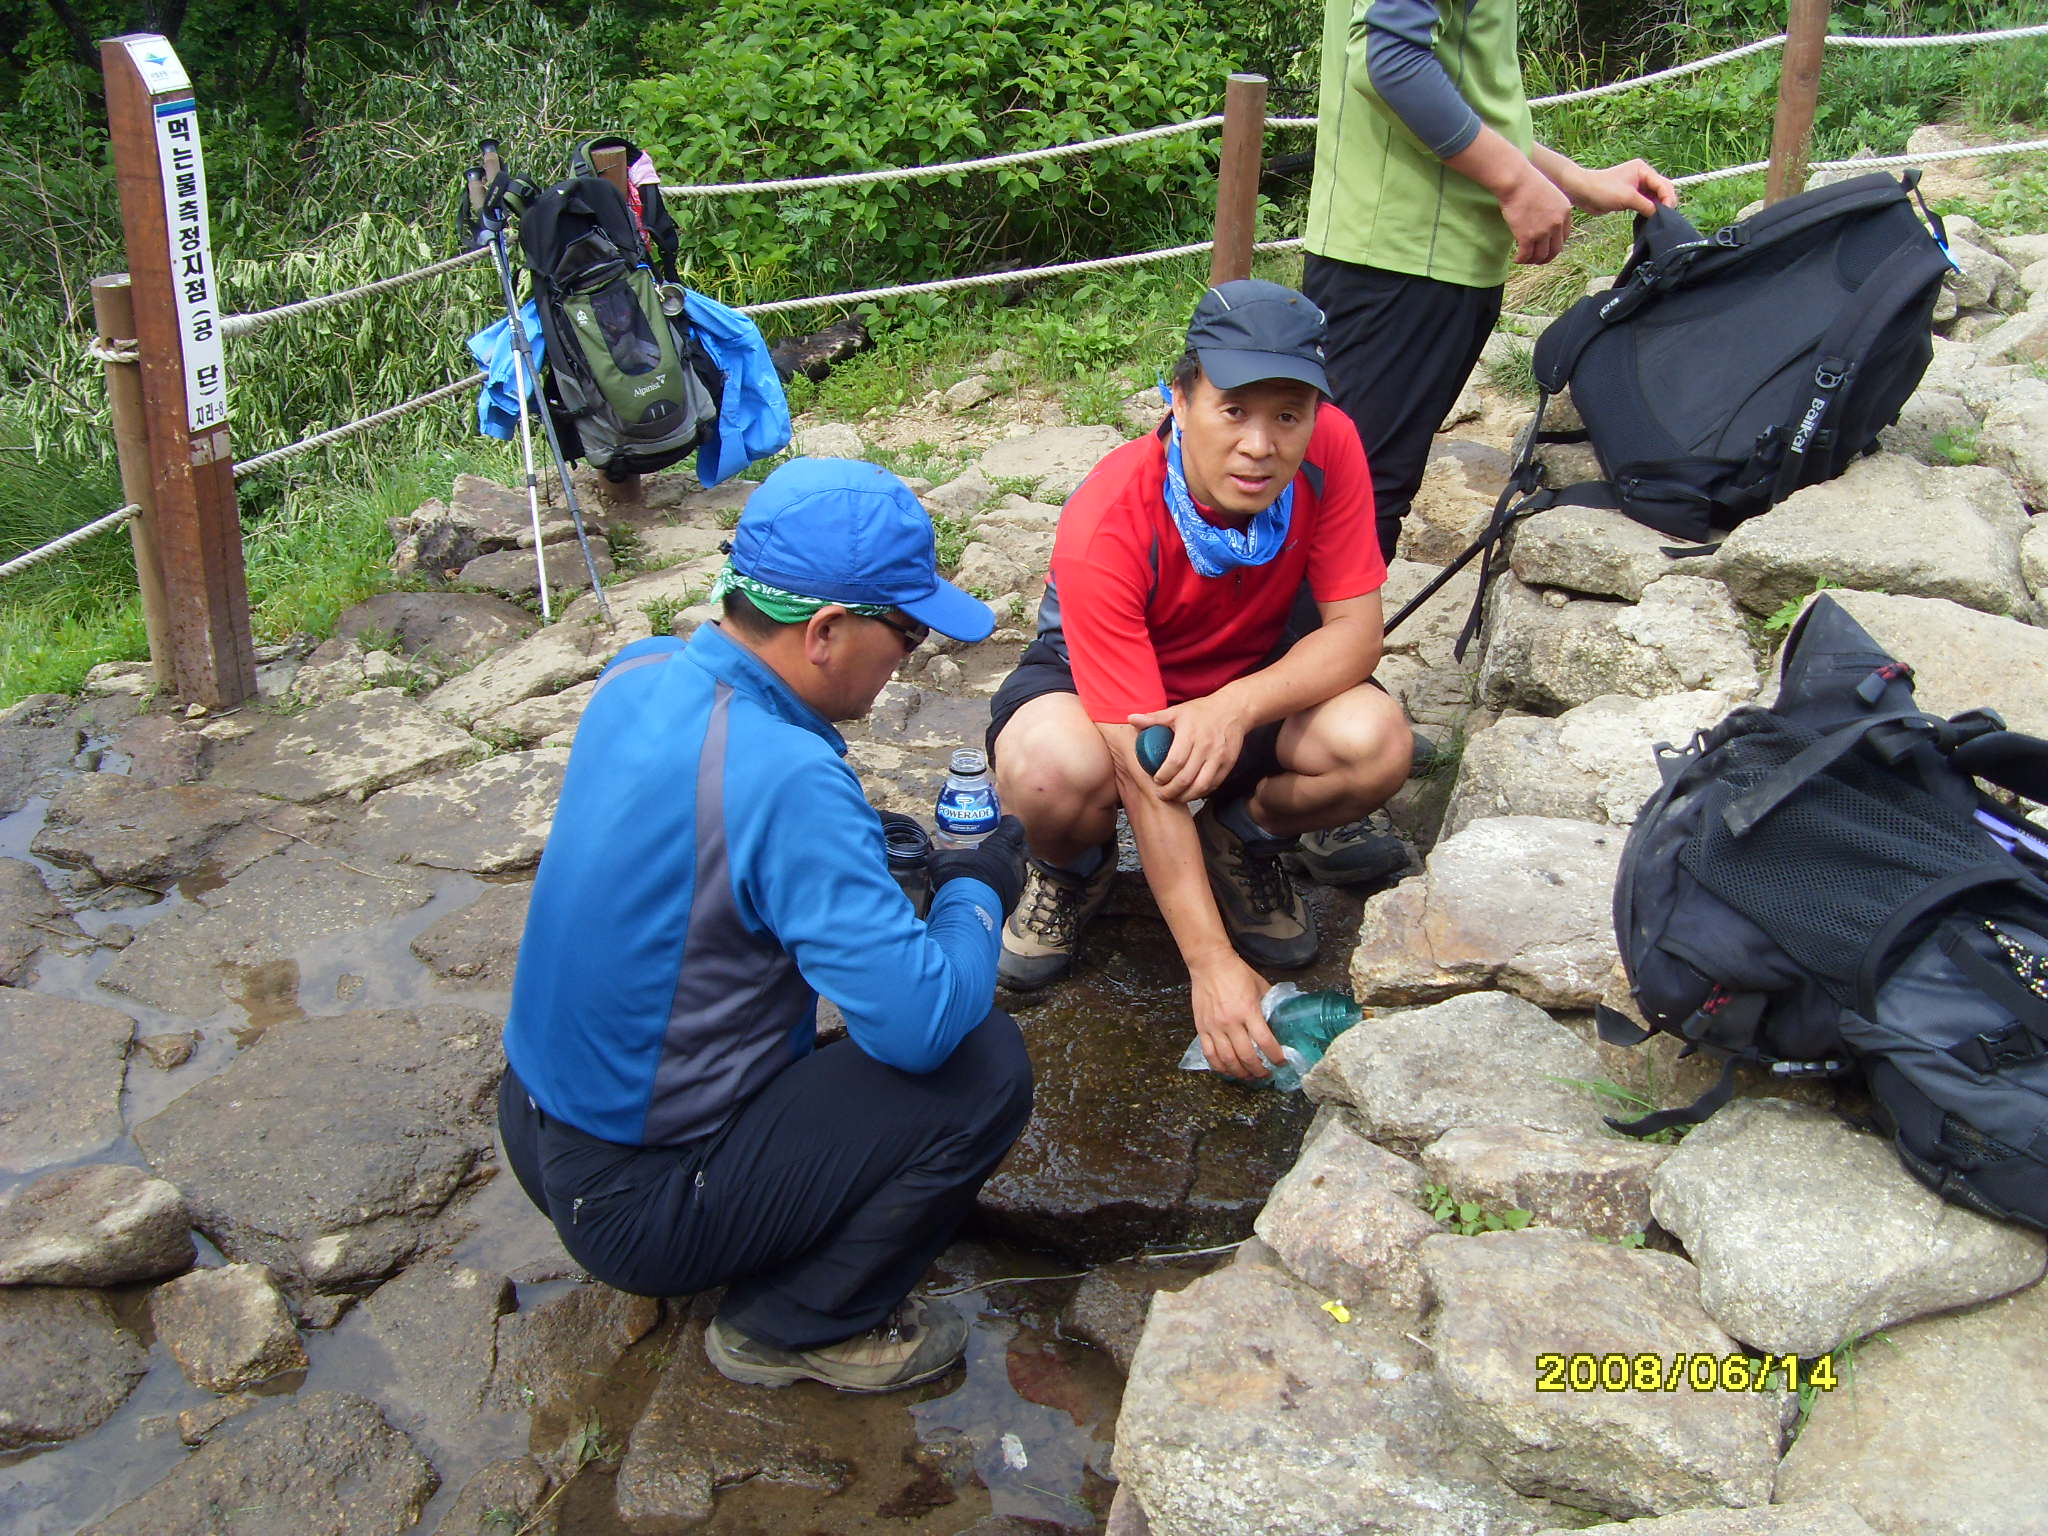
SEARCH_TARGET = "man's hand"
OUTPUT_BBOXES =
[1498,161,1574,265]
[1189,952,1285,1080]
[1562,158,1679,217]
[928,815,1027,916]
[1128,694,1251,804]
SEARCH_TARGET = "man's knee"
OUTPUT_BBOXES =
[993,698,1114,825]
[1285,686,1413,796]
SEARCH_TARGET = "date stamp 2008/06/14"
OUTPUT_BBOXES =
[1535,1352,1839,1394]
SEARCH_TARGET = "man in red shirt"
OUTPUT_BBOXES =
[986,280,1412,1078]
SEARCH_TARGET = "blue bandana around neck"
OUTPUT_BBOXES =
[1162,415,1295,579]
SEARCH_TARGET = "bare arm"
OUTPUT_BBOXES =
[1101,720,1282,1079]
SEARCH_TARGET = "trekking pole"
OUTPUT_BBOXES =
[478,140,615,626]
[468,163,552,621]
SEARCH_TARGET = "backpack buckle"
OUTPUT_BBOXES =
[1714,226,1743,248]
[1814,363,1846,390]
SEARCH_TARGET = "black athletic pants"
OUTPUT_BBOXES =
[497,1011,1032,1351]
[1302,253,1503,562]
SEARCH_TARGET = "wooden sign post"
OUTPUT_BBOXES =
[101,33,256,709]
[1209,74,1269,286]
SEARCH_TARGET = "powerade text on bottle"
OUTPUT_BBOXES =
[934,748,999,849]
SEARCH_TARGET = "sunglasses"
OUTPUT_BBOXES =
[870,612,929,654]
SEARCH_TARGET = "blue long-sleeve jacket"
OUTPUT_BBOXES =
[503,624,1002,1146]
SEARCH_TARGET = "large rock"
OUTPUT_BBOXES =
[1974,307,2048,366]
[209,688,480,803]
[0,1286,147,1449]
[1538,1510,1878,1536]
[1480,575,1759,715]
[1115,1244,1553,1536]
[977,425,1125,502]
[78,1391,436,1536]
[1977,376,2048,507]
[0,692,86,816]
[1787,587,2048,740]
[28,775,272,889]
[1350,816,1624,1009]
[475,680,595,748]
[1511,504,1691,601]
[412,879,531,989]
[438,1457,557,1536]
[1422,1125,1671,1242]
[0,855,76,985]
[133,1005,502,1288]
[336,590,539,669]
[354,749,567,874]
[1885,388,1978,466]
[1774,1276,2048,1535]
[424,617,644,728]
[457,538,615,599]
[490,1282,662,1452]
[1253,1111,1441,1314]
[1403,452,1496,566]
[1423,1229,1779,1519]
[1650,1098,2047,1357]
[1711,455,2034,620]
[0,1163,193,1285]
[362,1258,513,1421]
[97,845,434,1018]
[1443,691,1736,837]
[2023,514,2048,608]
[150,1262,308,1391]
[613,1318,852,1534]
[0,991,131,1171]
[1306,990,1607,1146]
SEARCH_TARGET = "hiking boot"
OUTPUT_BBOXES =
[704,1294,968,1393]
[998,849,1117,991]
[1196,798,1317,970]
[1292,813,1412,888]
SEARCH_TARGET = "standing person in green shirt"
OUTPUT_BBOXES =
[1304,0,1678,562]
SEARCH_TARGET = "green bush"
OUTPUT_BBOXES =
[626,0,1237,295]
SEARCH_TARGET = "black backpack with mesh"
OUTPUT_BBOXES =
[1599,596,2048,1229]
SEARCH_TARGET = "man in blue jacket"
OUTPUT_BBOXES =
[498,457,1031,1393]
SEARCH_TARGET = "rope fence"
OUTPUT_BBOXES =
[220,245,491,339]
[0,504,139,581]
[231,372,486,478]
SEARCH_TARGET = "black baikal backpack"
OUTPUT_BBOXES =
[517,174,720,481]
[1600,595,2048,1229]
[1529,170,1954,544]
[1384,172,1955,655]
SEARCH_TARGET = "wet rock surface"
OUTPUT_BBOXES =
[360,1258,513,1421]
[0,990,132,1171]
[133,1005,502,1287]
[0,855,75,984]
[208,687,480,803]
[150,1262,308,1392]
[335,590,540,668]
[77,1391,436,1536]
[28,776,274,890]
[410,878,531,987]
[352,749,567,873]
[0,1164,193,1286]
[0,1287,147,1450]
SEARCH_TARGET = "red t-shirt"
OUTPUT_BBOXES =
[1044,405,1383,721]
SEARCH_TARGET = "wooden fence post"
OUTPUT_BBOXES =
[91,274,172,686]
[100,34,255,709]
[1767,0,1832,204]
[1209,73,1269,286]
[589,142,644,512]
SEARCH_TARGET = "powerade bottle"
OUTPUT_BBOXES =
[934,748,999,848]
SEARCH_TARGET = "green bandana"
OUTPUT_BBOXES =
[708,559,893,624]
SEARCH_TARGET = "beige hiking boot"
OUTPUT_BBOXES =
[1196,797,1317,969]
[704,1294,968,1393]
[997,848,1117,991]
[1291,812,1412,888]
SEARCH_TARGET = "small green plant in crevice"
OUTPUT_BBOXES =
[641,590,701,636]
[989,475,1044,501]
[566,1407,621,1469]
[1482,339,1540,402]
[1763,575,1848,633]
[1422,1182,1535,1235]
[930,510,972,574]
[1547,1072,1685,1144]
[606,524,649,573]
[1930,424,1981,467]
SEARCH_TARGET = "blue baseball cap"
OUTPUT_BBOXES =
[729,457,995,642]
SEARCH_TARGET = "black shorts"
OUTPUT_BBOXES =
[986,639,1284,805]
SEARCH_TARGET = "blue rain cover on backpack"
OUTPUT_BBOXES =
[685,289,792,488]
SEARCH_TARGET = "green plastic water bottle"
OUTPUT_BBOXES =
[1259,983,1361,1091]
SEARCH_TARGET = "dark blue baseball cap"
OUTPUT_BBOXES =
[729,457,995,642]
[1186,278,1331,396]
